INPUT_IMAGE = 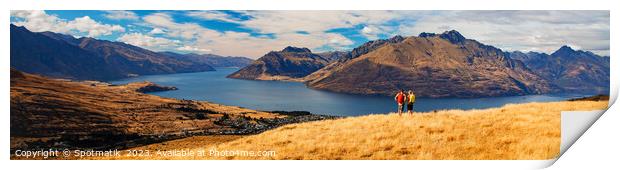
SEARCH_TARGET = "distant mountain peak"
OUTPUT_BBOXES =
[282,46,312,53]
[10,24,29,32]
[418,30,467,44]
[388,35,405,42]
[442,30,463,35]
[439,30,466,44]
[551,45,578,57]
[557,45,576,52]
[418,32,437,38]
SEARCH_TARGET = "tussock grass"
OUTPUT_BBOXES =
[208,101,608,160]
[92,101,608,160]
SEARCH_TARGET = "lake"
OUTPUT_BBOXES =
[110,68,590,116]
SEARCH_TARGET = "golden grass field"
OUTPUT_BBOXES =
[90,100,607,160]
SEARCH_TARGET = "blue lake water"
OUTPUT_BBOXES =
[110,68,590,116]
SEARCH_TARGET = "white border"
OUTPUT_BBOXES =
[2,0,617,169]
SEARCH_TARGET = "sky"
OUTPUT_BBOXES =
[10,10,610,58]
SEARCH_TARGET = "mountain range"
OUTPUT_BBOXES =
[229,30,610,97]
[10,23,609,98]
[158,52,253,68]
[10,24,252,81]
[507,46,610,94]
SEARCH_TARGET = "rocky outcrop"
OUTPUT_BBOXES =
[130,81,179,93]
[345,35,406,60]
[227,46,330,81]
[316,51,348,61]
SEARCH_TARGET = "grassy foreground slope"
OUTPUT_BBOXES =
[214,101,607,160]
[96,100,607,160]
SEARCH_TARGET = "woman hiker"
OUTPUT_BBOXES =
[407,90,416,115]
[394,89,406,116]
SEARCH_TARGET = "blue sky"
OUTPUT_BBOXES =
[10,10,610,58]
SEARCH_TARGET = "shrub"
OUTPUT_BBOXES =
[195,113,207,120]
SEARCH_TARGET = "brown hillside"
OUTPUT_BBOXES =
[10,69,327,151]
[306,31,553,97]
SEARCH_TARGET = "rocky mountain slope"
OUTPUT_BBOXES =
[160,52,253,68]
[227,46,330,81]
[305,30,554,97]
[316,51,348,61]
[508,46,610,94]
[10,24,215,81]
[302,35,407,82]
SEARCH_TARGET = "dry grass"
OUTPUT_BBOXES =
[254,74,304,82]
[84,135,243,160]
[90,100,608,160]
[213,101,607,160]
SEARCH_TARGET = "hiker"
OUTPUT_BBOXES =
[394,89,406,116]
[407,90,416,115]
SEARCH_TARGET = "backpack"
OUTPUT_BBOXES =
[408,94,416,104]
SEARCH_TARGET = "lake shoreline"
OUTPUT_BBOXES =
[109,68,601,116]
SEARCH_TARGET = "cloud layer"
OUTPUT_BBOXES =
[10,10,610,58]
[103,10,139,20]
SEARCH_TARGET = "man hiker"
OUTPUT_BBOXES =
[394,89,406,116]
[407,90,416,115]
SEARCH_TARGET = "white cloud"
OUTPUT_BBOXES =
[360,25,384,40]
[11,10,71,33]
[117,33,180,51]
[103,10,138,20]
[11,10,125,37]
[141,12,344,57]
[68,16,125,37]
[176,45,212,53]
[149,28,165,35]
[140,11,374,57]
[326,33,354,49]
[143,13,220,40]
[186,11,243,23]
[238,11,411,36]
